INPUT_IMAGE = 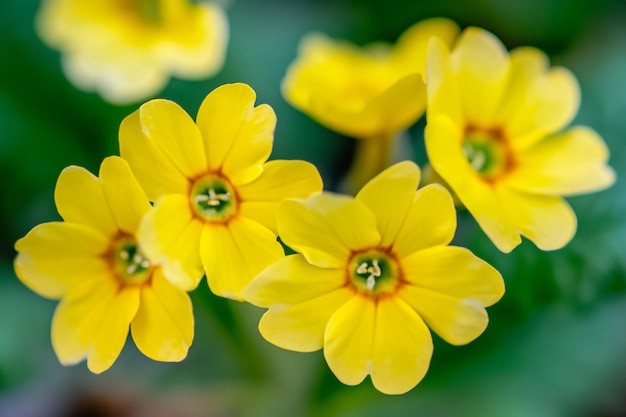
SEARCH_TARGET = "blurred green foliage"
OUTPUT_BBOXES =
[1,0,626,416]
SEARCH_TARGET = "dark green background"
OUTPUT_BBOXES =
[1,0,625,416]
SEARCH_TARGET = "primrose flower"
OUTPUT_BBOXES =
[36,0,228,104]
[424,28,616,253]
[244,161,504,395]
[282,17,459,139]
[14,157,194,373]
[119,83,323,300]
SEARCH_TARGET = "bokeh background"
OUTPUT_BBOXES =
[1,0,626,416]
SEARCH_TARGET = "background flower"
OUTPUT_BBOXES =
[424,28,615,253]
[36,0,229,104]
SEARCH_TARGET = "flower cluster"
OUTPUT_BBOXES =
[17,10,615,396]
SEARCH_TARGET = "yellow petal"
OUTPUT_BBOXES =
[200,216,284,300]
[392,17,460,76]
[119,105,191,201]
[450,27,510,126]
[238,160,323,234]
[425,115,521,253]
[258,287,353,353]
[131,269,194,362]
[160,3,229,80]
[138,195,204,291]
[14,222,109,299]
[496,186,577,251]
[356,161,421,248]
[54,165,117,236]
[425,37,464,127]
[502,52,580,151]
[400,245,504,306]
[324,295,374,386]
[391,183,456,258]
[399,285,489,346]
[370,297,433,395]
[506,126,615,196]
[99,156,151,235]
[243,254,345,307]
[52,279,140,374]
[196,83,274,184]
[278,193,380,268]
[359,74,426,138]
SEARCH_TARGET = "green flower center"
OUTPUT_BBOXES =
[462,128,514,181]
[111,236,152,285]
[190,175,238,222]
[348,250,401,295]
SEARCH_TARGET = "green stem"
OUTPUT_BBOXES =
[341,132,399,195]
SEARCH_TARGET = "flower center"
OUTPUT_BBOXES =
[111,236,152,286]
[190,175,238,222]
[348,249,401,295]
[462,127,514,181]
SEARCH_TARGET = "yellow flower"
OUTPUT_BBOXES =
[14,157,194,374]
[243,161,504,395]
[119,83,323,300]
[36,0,228,104]
[281,17,459,139]
[424,28,616,253]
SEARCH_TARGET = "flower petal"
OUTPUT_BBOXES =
[400,246,504,306]
[138,195,204,291]
[505,126,615,196]
[324,295,375,386]
[450,27,510,126]
[359,73,426,138]
[119,104,191,201]
[496,186,577,251]
[196,83,274,184]
[425,115,521,253]
[14,222,109,299]
[393,17,460,76]
[258,287,353,353]
[238,160,323,234]
[200,216,284,300]
[52,280,140,374]
[131,269,194,362]
[99,156,151,235]
[278,193,380,268]
[399,285,489,346]
[159,3,229,80]
[54,165,117,236]
[391,183,456,258]
[370,297,433,394]
[356,161,421,248]
[503,55,580,151]
[426,37,464,127]
[243,254,346,307]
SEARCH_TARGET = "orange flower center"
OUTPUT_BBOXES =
[347,249,402,296]
[462,126,515,182]
[109,235,152,286]
[190,174,238,223]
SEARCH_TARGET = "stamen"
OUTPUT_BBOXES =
[119,250,129,260]
[356,259,382,290]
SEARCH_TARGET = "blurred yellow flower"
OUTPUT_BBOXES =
[244,161,504,395]
[14,157,194,374]
[119,83,323,300]
[282,18,458,139]
[36,0,229,104]
[425,28,616,253]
